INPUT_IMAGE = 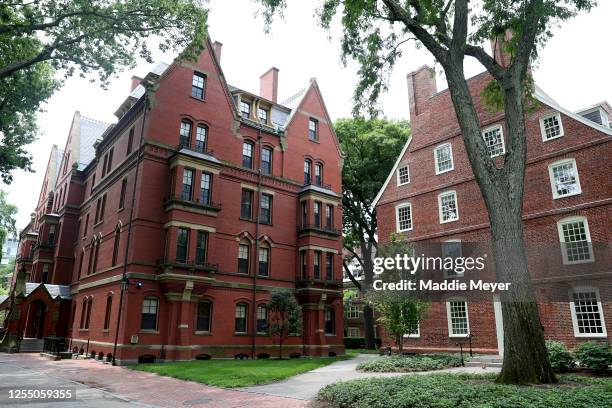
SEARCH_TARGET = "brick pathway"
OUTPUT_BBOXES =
[0,353,306,408]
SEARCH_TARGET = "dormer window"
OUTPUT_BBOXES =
[240,100,251,119]
[192,72,206,100]
[258,108,268,124]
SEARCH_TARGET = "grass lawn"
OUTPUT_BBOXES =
[317,373,612,408]
[345,348,380,357]
[130,355,352,387]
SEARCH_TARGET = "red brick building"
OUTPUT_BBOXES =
[373,46,611,355]
[1,37,345,363]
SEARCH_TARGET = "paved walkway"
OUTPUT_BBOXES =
[242,354,501,400]
[0,353,306,408]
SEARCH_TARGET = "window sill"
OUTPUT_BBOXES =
[79,329,89,332]
[440,218,459,224]
[194,331,212,336]
[449,334,470,338]
[234,332,249,336]
[573,333,607,338]
[190,96,206,103]
[102,329,109,333]
[93,221,103,228]
[553,191,582,200]
[240,216,255,223]
[542,134,564,142]
[308,138,320,143]
[324,333,335,337]
[140,330,160,334]
[435,168,454,175]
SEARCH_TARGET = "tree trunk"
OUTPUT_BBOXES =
[361,242,377,349]
[443,69,556,384]
[396,334,403,354]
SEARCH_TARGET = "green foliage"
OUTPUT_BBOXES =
[130,356,350,388]
[546,340,575,372]
[0,191,17,261]
[317,373,612,408]
[335,118,409,249]
[0,260,15,295]
[0,0,208,183]
[357,354,463,372]
[573,341,611,373]
[268,288,301,357]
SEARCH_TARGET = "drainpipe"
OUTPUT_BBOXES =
[112,97,149,365]
[251,126,263,359]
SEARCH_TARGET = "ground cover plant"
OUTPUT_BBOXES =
[357,354,464,372]
[316,373,612,408]
[130,355,350,387]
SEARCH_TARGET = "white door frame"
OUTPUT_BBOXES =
[493,295,504,357]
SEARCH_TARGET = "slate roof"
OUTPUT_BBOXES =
[77,116,110,170]
[24,283,71,300]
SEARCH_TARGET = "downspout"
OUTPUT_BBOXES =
[112,97,149,365]
[251,127,263,359]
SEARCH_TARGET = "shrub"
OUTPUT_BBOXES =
[317,373,612,408]
[343,337,382,349]
[546,340,575,372]
[574,341,611,373]
[357,353,463,372]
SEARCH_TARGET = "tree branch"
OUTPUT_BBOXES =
[343,260,362,291]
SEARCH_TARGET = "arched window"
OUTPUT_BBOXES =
[196,301,212,332]
[85,298,93,330]
[314,163,323,186]
[195,125,208,153]
[242,141,254,168]
[237,241,250,274]
[179,120,192,148]
[80,299,87,329]
[141,297,159,330]
[235,303,248,333]
[324,307,335,335]
[258,244,270,277]
[103,296,112,330]
[257,305,268,333]
[261,147,272,175]
[112,227,120,266]
[304,159,312,184]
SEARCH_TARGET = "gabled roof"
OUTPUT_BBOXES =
[24,283,71,300]
[371,83,612,209]
[78,115,111,170]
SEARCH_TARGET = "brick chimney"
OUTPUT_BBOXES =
[407,66,436,119]
[260,67,279,103]
[213,41,223,64]
[130,75,143,92]
[490,30,514,68]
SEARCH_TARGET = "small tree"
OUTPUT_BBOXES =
[0,191,17,263]
[376,301,427,354]
[268,289,301,359]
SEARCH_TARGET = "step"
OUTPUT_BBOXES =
[465,355,503,367]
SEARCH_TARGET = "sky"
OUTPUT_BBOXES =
[5,0,612,230]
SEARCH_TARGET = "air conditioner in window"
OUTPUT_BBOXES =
[130,335,139,344]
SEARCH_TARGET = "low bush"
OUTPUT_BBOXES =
[357,353,463,372]
[343,337,382,349]
[317,373,612,408]
[546,340,575,372]
[573,341,611,373]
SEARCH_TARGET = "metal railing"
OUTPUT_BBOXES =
[156,258,219,272]
[176,142,214,156]
[302,180,333,191]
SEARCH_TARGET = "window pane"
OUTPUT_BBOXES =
[435,145,453,172]
[309,119,318,140]
[542,114,562,139]
[552,162,579,197]
[241,190,252,219]
[449,301,469,335]
[240,101,251,118]
[397,205,412,231]
[195,126,207,152]
[141,298,158,330]
[482,127,505,157]
[200,173,211,204]
[258,247,269,276]
[195,231,207,265]
[176,228,189,263]
[180,121,192,147]
[561,220,592,262]
[304,160,311,184]
[325,308,334,334]
[238,244,249,274]
[197,302,211,331]
[440,192,458,222]
[258,108,268,123]
[181,169,193,201]
[572,291,604,334]
[260,194,272,224]
[262,148,272,175]
[257,305,268,332]
[242,142,253,168]
[235,304,247,332]
[398,165,410,184]
[191,73,206,99]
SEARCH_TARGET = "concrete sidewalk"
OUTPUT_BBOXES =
[0,353,306,408]
[242,354,501,400]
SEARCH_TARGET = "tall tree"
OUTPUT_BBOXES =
[0,190,17,264]
[257,0,596,385]
[0,0,208,183]
[336,118,410,349]
[268,288,301,359]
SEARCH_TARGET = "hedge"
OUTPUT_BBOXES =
[357,354,463,372]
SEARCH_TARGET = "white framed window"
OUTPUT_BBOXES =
[540,112,564,141]
[346,327,361,338]
[395,203,412,232]
[442,239,463,278]
[557,216,594,264]
[434,143,453,174]
[569,287,607,338]
[548,158,582,199]
[403,322,420,338]
[447,300,470,337]
[397,164,410,186]
[438,191,459,223]
[482,125,505,157]
[344,306,361,319]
